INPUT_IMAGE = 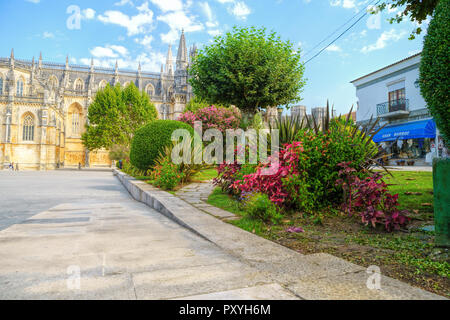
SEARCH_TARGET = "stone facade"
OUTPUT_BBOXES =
[0,32,194,170]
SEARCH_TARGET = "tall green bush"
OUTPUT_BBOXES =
[130,120,194,171]
[420,0,450,144]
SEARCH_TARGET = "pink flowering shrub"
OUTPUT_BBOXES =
[178,105,241,133]
[336,162,410,232]
[235,142,304,208]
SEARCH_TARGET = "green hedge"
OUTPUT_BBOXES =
[420,0,450,144]
[130,120,194,171]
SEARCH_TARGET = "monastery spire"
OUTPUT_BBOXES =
[176,29,188,70]
[166,44,174,75]
[10,48,15,68]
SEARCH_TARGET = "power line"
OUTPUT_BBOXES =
[304,0,381,65]
[303,0,379,59]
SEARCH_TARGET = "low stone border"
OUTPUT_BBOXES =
[176,182,239,221]
[114,169,446,300]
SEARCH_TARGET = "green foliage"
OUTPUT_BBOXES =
[130,120,194,171]
[185,96,228,113]
[121,159,147,178]
[82,83,158,152]
[375,0,439,39]
[420,0,450,145]
[189,26,306,114]
[109,144,129,161]
[250,112,264,131]
[285,119,381,211]
[152,158,185,191]
[153,136,205,184]
[244,193,282,224]
[269,115,307,146]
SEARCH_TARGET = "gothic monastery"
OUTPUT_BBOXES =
[0,32,194,170]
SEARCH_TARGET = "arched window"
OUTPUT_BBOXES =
[0,77,3,95]
[99,80,108,91]
[17,79,24,96]
[49,76,58,89]
[72,111,80,135]
[75,79,83,92]
[146,84,154,98]
[23,114,34,141]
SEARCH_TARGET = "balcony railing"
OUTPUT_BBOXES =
[377,98,409,117]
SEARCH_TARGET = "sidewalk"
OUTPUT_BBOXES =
[115,170,446,300]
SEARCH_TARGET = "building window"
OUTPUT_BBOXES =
[146,85,154,98]
[388,88,406,112]
[75,79,83,92]
[17,80,24,96]
[99,81,107,90]
[49,76,58,89]
[23,114,34,141]
[72,112,80,135]
[0,77,3,95]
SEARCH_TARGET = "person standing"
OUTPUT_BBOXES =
[15,163,19,171]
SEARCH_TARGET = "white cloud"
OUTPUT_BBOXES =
[361,29,407,53]
[325,44,342,52]
[26,0,40,3]
[90,45,129,59]
[229,1,251,20]
[98,4,154,36]
[157,10,204,43]
[42,32,54,39]
[82,8,96,20]
[150,0,184,12]
[208,29,221,37]
[134,35,154,48]
[114,0,133,6]
[200,2,219,30]
[330,0,357,9]
[215,0,251,20]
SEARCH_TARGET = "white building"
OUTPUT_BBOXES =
[291,105,307,121]
[351,53,446,164]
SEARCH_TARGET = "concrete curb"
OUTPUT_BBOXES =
[114,169,446,300]
[114,170,212,242]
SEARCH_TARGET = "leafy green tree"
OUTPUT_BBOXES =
[185,96,228,113]
[375,0,439,39]
[420,0,450,144]
[82,83,158,152]
[189,26,306,117]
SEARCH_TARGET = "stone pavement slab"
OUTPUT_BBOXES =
[0,172,297,300]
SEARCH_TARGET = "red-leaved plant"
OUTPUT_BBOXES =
[235,142,304,206]
[336,162,410,232]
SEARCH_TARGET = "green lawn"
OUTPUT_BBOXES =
[206,171,450,298]
[384,171,434,219]
[192,168,218,182]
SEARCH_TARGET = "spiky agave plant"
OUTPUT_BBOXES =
[269,114,308,147]
[153,136,206,183]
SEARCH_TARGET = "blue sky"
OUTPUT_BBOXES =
[0,0,426,115]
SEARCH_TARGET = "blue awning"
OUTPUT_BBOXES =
[373,119,436,143]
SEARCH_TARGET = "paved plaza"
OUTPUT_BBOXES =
[0,170,296,299]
